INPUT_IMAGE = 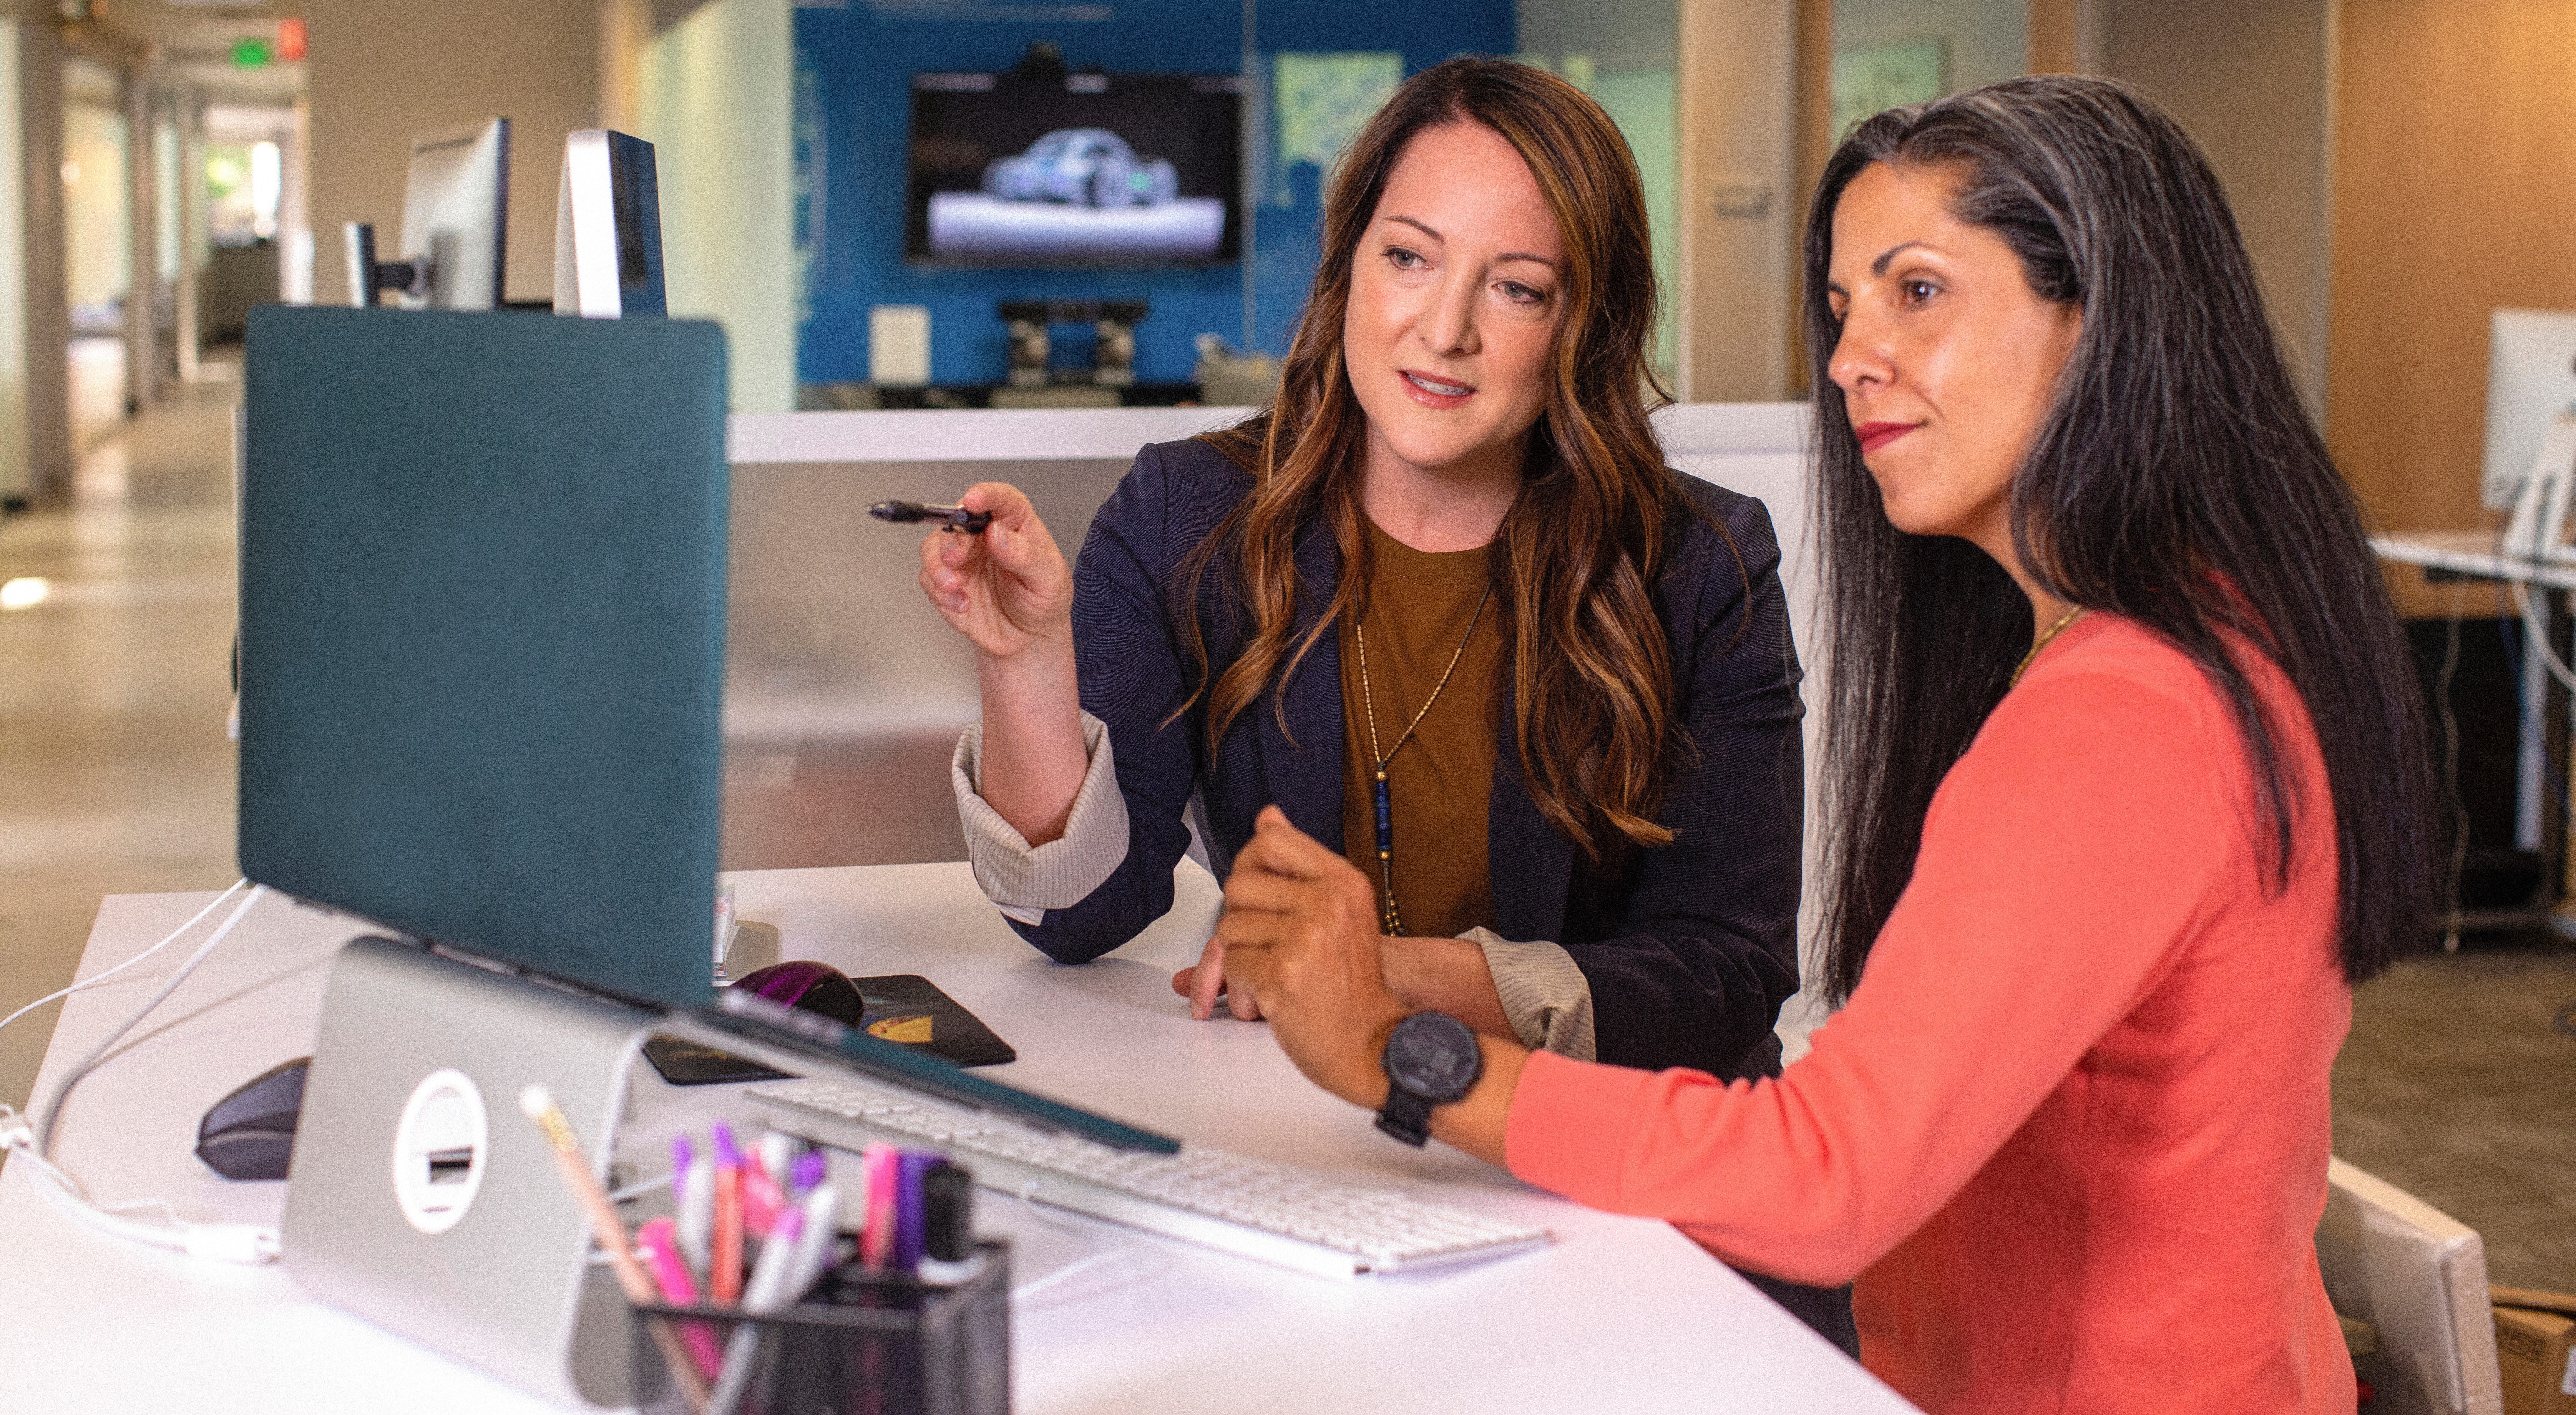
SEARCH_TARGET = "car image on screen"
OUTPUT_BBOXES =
[981,128,1181,208]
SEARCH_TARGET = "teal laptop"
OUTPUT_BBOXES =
[237,306,729,1011]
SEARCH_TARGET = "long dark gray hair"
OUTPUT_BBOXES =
[1805,74,2439,1003]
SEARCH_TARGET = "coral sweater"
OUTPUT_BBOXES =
[1505,614,2354,1414]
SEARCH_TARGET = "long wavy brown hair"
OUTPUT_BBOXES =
[1183,56,1700,866]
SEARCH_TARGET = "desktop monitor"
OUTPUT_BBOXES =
[2482,309,2576,510]
[553,129,667,318]
[345,119,511,310]
[237,304,727,1009]
[905,70,1244,266]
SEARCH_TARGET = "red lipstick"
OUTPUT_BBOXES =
[1854,421,1918,454]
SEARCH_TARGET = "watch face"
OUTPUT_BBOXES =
[1386,1013,1479,1100]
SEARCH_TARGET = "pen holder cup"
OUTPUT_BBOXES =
[630,1242,1010,1415]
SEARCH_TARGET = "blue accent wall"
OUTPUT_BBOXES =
[794,2,1514,389]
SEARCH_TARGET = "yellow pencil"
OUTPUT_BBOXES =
[520,1084,711,1412]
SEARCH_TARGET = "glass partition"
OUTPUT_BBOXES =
[789,2,1680,407]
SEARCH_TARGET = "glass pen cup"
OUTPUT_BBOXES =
[630,1242,1010,1415]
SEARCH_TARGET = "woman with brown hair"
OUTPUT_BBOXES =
[910,57,1844,1342]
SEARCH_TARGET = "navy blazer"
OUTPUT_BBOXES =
[1011,436,1806,1080]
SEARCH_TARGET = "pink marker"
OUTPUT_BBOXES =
[861,1144,899,1268]
[742,1152,786,1239]
[636,1216,702,1305]
[635,1216,723,1378]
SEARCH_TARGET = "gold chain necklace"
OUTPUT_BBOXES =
[1353,585,1492,937]
[2011,605,2088,688]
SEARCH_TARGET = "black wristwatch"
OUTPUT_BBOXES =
[1374,1011,1483,1147]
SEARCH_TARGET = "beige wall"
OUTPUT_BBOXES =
[2102,0,2334,415]
[302,0,597,306]
[633,0,794,414]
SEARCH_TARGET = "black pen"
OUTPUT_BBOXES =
[869,500,992,534]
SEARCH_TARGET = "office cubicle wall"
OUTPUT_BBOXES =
[721,408,1246,870]
[725,454,1130,868]
[720,404,1818,880]
[1655,403,1826,1051]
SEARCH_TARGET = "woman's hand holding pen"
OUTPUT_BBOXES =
[916,482,1071,662]
[918,482,1089,847]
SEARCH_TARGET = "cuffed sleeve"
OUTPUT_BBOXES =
[953,711,1130,924]
[1462,927,1597,1061]
[1528,482,1804,1081]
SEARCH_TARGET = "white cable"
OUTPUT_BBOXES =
[2434,583,2471,954]
[1006,1179,1158,1305]
[0,884,280,1264]
[2509,579,2576,695]
[0,878,244,1037]
[1009,1245,1141,1304]
[37,884,265,1150]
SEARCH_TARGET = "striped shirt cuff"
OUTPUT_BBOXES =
[1462,928,1597,1062]
[952,712,1131,926]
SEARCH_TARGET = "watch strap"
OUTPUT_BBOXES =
[1374,1083,1435,1148]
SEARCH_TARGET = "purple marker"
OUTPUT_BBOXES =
[791,1150,828,1199]
[896,1151,937,1269]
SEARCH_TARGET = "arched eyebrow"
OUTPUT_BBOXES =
[1382,214,1560,270]
[1871,240,1936,276]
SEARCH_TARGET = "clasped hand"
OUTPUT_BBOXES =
[1177,806,1408,1109]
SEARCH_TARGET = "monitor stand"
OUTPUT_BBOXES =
[281,934,657,1408]
[2503,413,2576,562]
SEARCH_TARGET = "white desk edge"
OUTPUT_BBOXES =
[725,401,1812,465]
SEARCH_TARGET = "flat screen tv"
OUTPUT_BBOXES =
[906,70,1244,267]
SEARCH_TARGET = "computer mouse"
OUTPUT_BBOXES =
[732,960,865,1028]
[196,1056,308,1181]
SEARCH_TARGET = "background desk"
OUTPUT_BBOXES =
[0,863,1911,1414]
[2373,529,2576,933]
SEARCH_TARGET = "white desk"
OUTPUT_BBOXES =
[0,865,1912,1414]
[2371,528,2576,591]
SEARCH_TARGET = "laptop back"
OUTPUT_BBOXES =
[237,305,727,1010]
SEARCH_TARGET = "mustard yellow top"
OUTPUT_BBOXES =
[1335,519,1504,940]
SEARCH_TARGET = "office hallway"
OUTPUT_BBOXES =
[0,372,240,1112]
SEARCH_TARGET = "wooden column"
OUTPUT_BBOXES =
[15,8,70,499]
[2327,0,2576,535]
[122,66,155,411]
[1785,0,1831,394]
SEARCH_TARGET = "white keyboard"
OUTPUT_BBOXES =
[745,1077,1552,1280]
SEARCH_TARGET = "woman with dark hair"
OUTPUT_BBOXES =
[1214,74,2440,1411]
[910,59,1848,1340]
